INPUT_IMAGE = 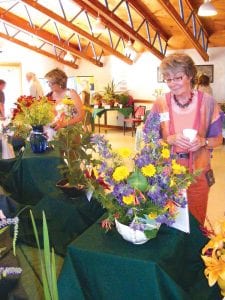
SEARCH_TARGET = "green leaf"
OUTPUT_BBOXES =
[144,228,158,239]
[43,211,52,297]
[51,248,59,300]
[127,170,148,192]
[0,226,8,235]
[30,210,51,300]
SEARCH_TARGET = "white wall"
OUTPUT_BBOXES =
[0,38,225,105]
[66,47,225,102]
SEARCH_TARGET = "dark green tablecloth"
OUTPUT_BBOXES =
[0,145,104,256]
[0,145,62,205]
[58,216,220,300]
[17,193,104,256]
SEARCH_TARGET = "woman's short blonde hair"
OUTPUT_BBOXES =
[45,68,67,89]
[160,53,197,86]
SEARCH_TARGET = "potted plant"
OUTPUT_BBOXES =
[55,99,97,197]
[117,93,134,108]
[92,92,103,108]
[102,80,120,107]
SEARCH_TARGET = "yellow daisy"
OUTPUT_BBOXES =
[117,148,132,158]
[172,160,186,174]
[161,148,170,159]
[112,166,130,182]
[141,164,156,177]
[122,194,135,205]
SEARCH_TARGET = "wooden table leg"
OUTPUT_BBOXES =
[104,111,107,133]
[98,116,100,133]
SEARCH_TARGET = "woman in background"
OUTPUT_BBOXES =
[151,53,223,225]
[195,74,213,96]
[45,68,84,130]
[26,72,44,98]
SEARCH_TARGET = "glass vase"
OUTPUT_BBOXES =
[30,125,48,153]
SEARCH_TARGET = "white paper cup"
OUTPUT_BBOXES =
[183,129,197,142]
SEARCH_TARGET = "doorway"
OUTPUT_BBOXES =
[0,63,22,117]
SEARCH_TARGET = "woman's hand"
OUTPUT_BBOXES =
[167,133,191,149]
[167,134,206,152]
[188,136,206,152]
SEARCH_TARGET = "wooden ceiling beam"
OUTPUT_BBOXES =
[75,0,166,60]
[126,0,170,41]
[73,0,133,42]
[20,0,133,65]
[157,0,209,61]
[0,32,78,68]
[0,7,103,66]
[184,0,209,37]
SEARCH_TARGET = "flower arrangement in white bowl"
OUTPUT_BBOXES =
[85,112,199,244]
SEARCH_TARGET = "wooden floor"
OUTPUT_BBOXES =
[103,128,225,227]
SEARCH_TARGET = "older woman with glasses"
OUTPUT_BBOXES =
[45,68,84,130]
[151,53,223,225]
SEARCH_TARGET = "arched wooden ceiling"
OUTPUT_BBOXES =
[0,0,223,68]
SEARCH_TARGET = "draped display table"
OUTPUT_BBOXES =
[0,145,62,205]
[58,216,220,300]
[0,145,104,256]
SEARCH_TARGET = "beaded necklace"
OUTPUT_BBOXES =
[173,92,194,108]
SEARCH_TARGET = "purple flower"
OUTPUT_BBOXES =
[0,267,22,277]
[129,221,146,231]
[112,183,134,205]
[91,134,113,159]
[126,208,134,217]
[147,184,161,200]
[143,112,161,143]
[0,217,19,229]
[135,151,152,168]
[156,214,174,226]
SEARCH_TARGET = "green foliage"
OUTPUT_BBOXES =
[127,170,148,192]
[117,93,130,105]
[56,123,97,187]
[30,210,59,300]
[144,228,158,239]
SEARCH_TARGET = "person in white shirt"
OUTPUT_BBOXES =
[0,79,6,119]
[26,72,44,98]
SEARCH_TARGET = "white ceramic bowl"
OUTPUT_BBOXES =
[115,219,159,245]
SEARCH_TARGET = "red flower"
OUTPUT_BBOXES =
[101,218,113,231]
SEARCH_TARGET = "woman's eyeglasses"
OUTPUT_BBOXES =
[163,76,183,83]
[46,81,57,86]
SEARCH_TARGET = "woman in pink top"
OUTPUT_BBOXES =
[152,53,223,224]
